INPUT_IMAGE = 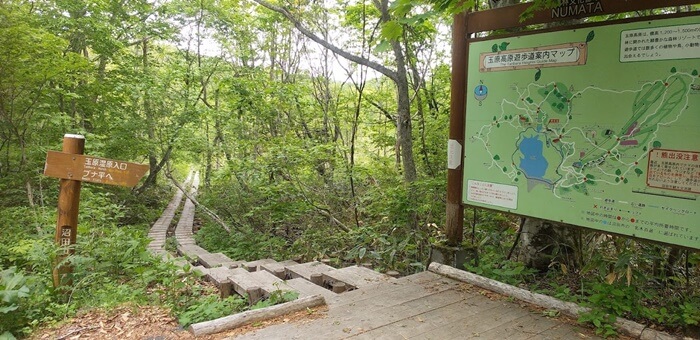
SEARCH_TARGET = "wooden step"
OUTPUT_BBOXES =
[285,278,336,300]
[260,260,299,278]
[227,268,259,297]
[228,268,299,304]
[148,243,166,252]
[177,244,209,259]
[197,252,238,268]
[322,266,395,290]
[242,258,277,272]
[249,270,294,295]
[191,266,209,276]
[285,261,335,282]
[203,266,246,298]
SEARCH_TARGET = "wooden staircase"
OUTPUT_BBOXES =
[147,170,396,305]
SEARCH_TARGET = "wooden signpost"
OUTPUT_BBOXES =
[44,134,149,289]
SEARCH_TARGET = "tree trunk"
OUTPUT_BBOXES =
[519,218,578,271]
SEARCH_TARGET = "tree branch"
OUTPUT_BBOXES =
[366,99,397,125]
[165,171,234,234]
[249,0,399,82]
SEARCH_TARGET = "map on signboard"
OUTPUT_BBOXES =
[463,16,700,249]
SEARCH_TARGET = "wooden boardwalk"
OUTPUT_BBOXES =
[230,271,599,340]
[145,172,600,340]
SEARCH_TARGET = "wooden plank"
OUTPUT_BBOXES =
[352,297,494,339]
[465,0,699,34]
[231,274,460,340]
[205,267,235,285]
[227,268,260,297]
[177,244,209,259]
[340,279,507,338]
[245,290,467,340]
[204,266,243,298]
[536,323,594,340]
[314,287,470,339]
[285,278,337,300]
[328,271,453,307]
[197,252,237,268]
[261,260,299,278]
[322,266,394,289]
[228,260,247,269]
[44,150,149,187]
[249,270,290,294]
[243,259,278,272]
[285,261,335,281]
[420,300,532,339]
[468,313,561,340]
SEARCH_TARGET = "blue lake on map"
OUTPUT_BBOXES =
[519,135,549,179]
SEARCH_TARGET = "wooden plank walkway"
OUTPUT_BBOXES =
[146,170,192,254]
[230,271,599,340]
[174,171,200,248]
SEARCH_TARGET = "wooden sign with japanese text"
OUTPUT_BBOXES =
[44,151,149,187]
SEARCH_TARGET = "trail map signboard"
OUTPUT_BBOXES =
[463,15,700,249]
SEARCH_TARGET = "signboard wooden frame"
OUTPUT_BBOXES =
[445,1,700,249]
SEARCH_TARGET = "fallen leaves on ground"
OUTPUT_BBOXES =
[29,304,328,339]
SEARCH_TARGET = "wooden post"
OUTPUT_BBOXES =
[446,9,469,246]
[52,134,85,289]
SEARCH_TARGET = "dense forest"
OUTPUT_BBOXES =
[1,0,698,338]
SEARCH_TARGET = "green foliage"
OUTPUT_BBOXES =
[0,184,247,336]
[381,21,403,41]
[578,308,618,337]
[467,259,536,286]
[251,288,299,310]
[0,268,31,337]
[178,295,246,327]
[462,212,537,285]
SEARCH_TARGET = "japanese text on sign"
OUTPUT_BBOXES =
[466,180,518,209]
[480,43,587,72]
[81,157,130,183]
[44,151,149,187]
[647,149,700,194]
[60,226,71,247]
[620,23,700,62]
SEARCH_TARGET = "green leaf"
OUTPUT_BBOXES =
[585,30,595,43]
[374,40,392,53]
[0,305,19,313]
[381,21,403,41]
[1,331,17,340]
[499,42,510,51]
[491,44,498,52]
[390,0,413,17]
[535,69,542,82]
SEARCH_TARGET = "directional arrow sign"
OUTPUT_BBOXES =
[44,151,149,187]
